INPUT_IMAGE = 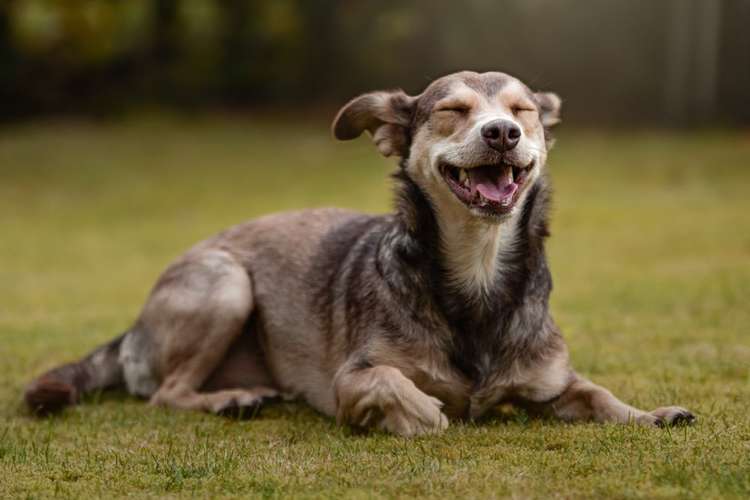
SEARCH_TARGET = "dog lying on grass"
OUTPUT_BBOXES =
[25,71,695,436]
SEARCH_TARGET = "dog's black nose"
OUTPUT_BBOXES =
[481,119,521,151]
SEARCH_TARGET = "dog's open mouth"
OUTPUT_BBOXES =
[440,160,534,215]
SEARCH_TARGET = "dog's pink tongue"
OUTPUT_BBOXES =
[469,166,517,203]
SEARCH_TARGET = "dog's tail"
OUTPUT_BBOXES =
[24,333,126,415]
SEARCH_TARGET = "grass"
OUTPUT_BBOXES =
[1,116,749,498]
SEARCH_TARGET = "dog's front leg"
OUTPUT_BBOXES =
[334,363,449,437]
[548,373,695,427]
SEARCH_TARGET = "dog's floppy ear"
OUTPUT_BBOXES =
[332,90,417,157]
[534,92,562,127]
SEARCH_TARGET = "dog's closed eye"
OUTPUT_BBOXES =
[434,99,472,115]
[436,105,470,114]
[511,104,537,116]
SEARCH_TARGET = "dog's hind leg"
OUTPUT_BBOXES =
[135,249,277,415]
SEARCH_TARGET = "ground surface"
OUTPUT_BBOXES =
[1,117,749,499]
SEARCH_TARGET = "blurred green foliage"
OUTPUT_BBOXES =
[1,0,749,124]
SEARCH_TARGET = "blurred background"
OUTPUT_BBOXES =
[1,0,749,125]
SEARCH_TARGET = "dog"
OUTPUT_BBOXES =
[25,71,695,436]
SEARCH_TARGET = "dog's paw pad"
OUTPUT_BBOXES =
[216,399,263,420]
[214,394,279,420]
[651,407,696,427]
[665,410,696,426]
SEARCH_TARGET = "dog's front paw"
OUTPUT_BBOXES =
[336,365,449,437]
[377,393,449,437]
[640,406,696,427]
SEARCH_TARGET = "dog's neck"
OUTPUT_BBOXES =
[392,167,550,306]
[434,203,519,298]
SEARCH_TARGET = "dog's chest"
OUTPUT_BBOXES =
[407,347,521,419]
[406,307,562,419]
[413,354,566,420]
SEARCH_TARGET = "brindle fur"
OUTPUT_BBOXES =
[25,71,695,435]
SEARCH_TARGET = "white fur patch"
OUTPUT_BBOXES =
[439,208,519,297]
[119,332,159,398]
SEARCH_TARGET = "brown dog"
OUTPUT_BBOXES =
[25,71,695,435]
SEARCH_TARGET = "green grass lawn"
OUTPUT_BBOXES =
[1,117,749,499]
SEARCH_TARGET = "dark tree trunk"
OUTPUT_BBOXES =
[149,0,181,101]
[152,0,180,64]
[298,0,342,99]
[217,0,259,101]
[0,0,18,116]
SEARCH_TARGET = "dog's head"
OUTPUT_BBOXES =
[333,71,561,221]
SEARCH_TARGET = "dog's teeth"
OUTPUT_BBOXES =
[507,167,514,184]
[458,168,468,185]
